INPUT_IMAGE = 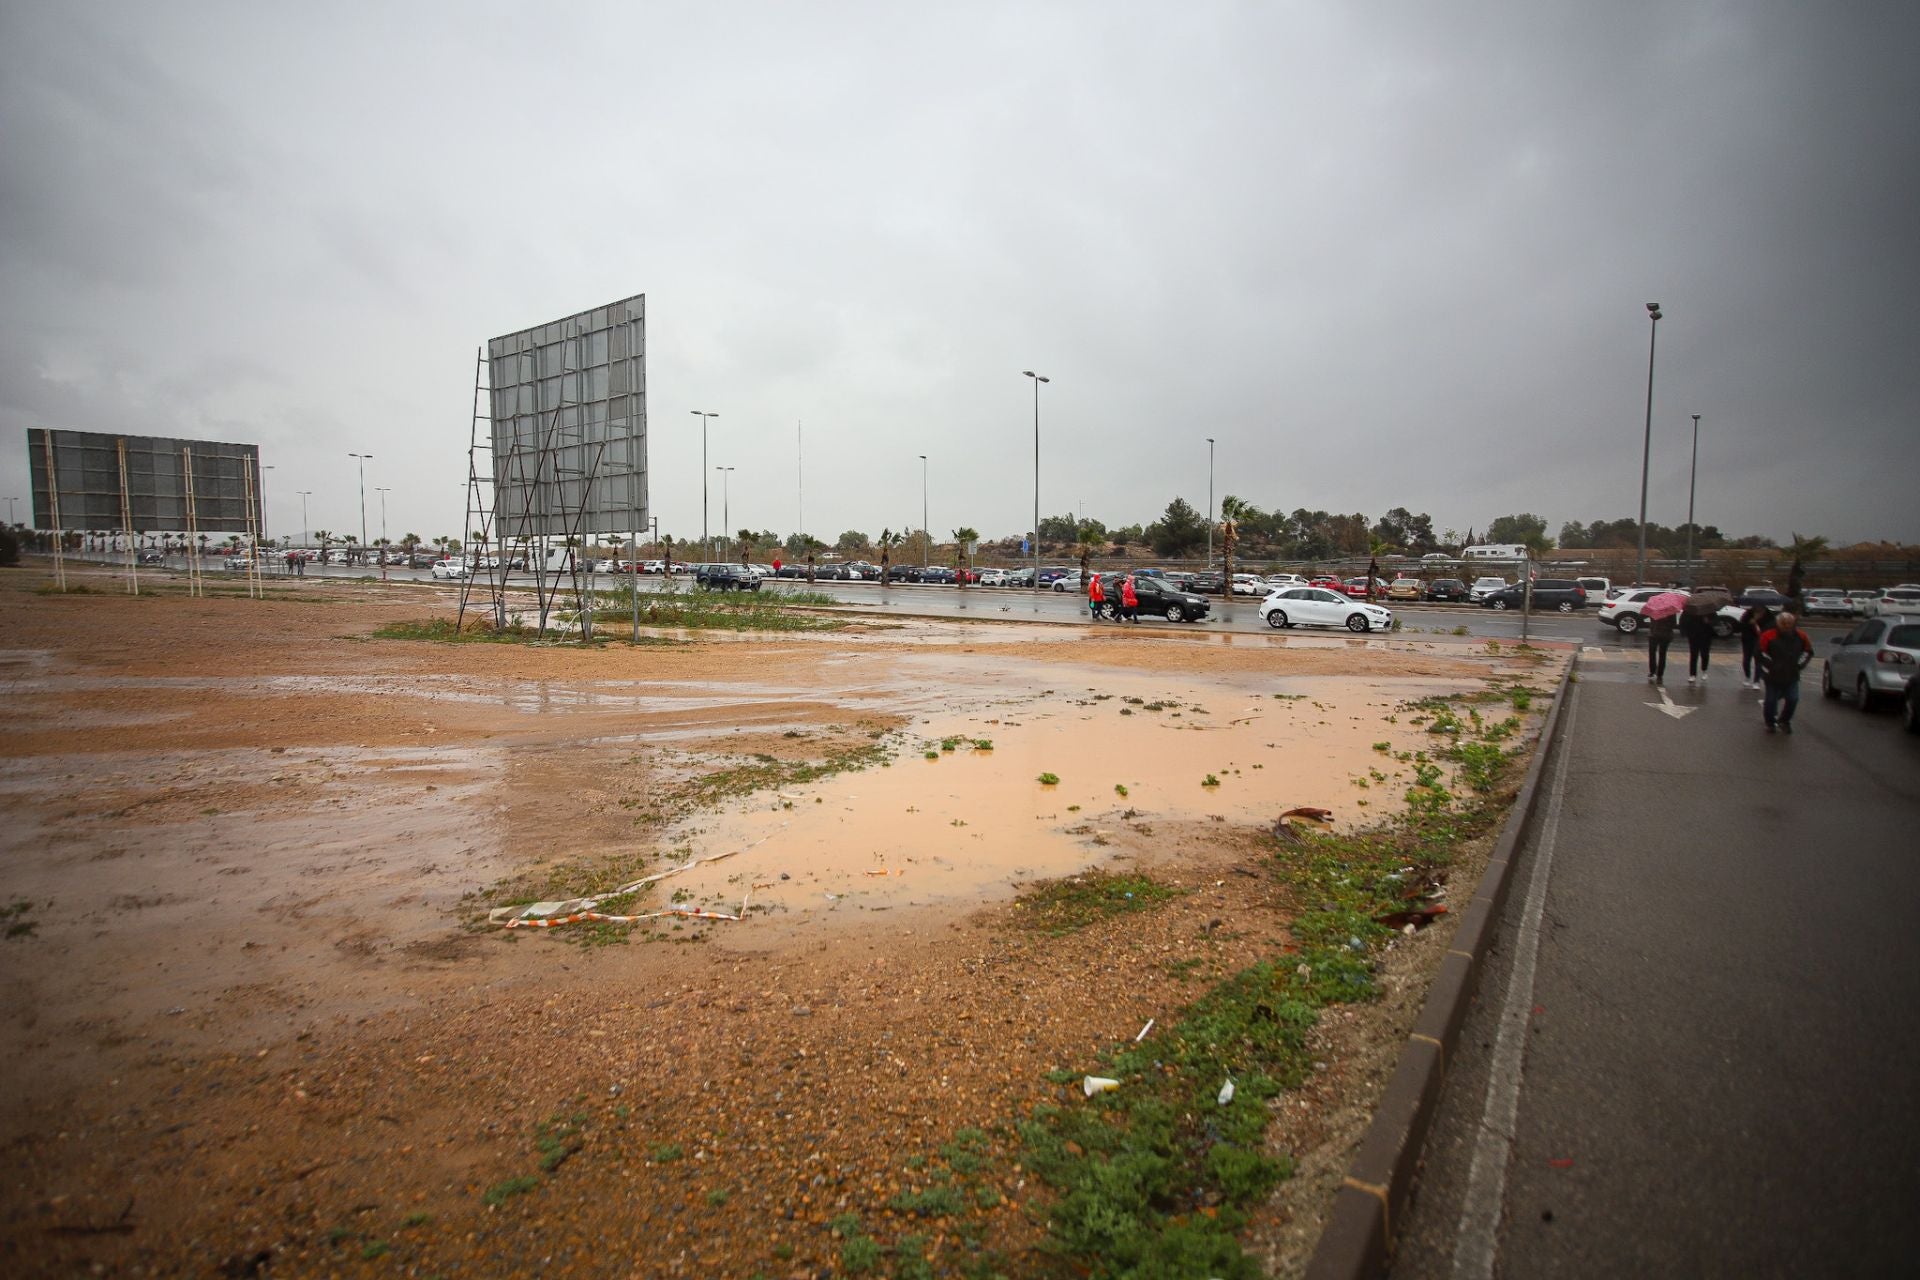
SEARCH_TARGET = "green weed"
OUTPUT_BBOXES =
[1011,872,1179,936]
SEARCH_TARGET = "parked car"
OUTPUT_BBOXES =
[1229,574,1267,596]
[1386,578,1423,602]
[1868,587,1920,617]
[921,566,958,585]
[977,568,1010,587]
[222,555,256,571]
[696,563,761,590]
[1340,577,1387,599]
[1259,586,1394,633]
[1734,587,1789,610]
[1480,579,1586,612]
[1185,571,1226,595]
[1469,576,1509,602]
[1004,567,1036,588]
[1802,588,1852,618]
[1420,553,1455,564]
[430,558,469,580]
[1424,578,1468,603]
[1051,570,1092,592]
[138,551,166,565]
[1575,576,1611,600]
[1822,615,1919,710]
[1093,573,1212,623]
[1597,586,1675,633]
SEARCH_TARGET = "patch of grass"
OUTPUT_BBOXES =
[973,739,994,750]
[1201,773,1220,787]
[706,1187,730,1206]
[360,1240,389,1260]
[402,1212,432,1228]
[650,1142,684,1163]
[1037,772,1060,785]
[594,585,846,633]
[482,1175,540,1207]
[689,740,891,806]
[840,1234,884,1274]
[1114,783,1128,797]
[889,1184,966,1217]
[1011,871,1180,937]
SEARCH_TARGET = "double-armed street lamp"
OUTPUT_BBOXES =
[348,452,373,562]
[691,411,719,558]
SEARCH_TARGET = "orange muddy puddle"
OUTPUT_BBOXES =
[654,665,1480,928]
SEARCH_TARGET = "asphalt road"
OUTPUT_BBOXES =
[1391,645,1920,1277]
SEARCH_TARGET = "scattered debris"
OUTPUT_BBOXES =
[1082,1076,1119,1098]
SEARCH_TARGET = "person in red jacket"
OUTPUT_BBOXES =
[1757,610,1814,734]
[1119,575,1140,624]
[1087,572,1106,620]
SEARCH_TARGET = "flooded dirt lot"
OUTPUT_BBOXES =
[0,572,1564,1277]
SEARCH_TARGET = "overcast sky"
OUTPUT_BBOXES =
[4,1,1916,549]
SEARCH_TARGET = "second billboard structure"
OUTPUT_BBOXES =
[487,294,647,539]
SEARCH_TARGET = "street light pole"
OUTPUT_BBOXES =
[1023,371,1048,599]
[1684,413,1701,588]
[691,411,719,559]
[1635,303,1662,588]
[1206,436,1216,570]
[297,491,311,546]
[376,486,390,578]
[348,452,373,563]
[715,466,734,559]
[919,454,929,565]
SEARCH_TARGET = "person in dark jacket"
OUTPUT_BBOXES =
[1738,604,1775,689]
[1680,603,1717,685]
[1758,611,1814,734]
[1647,610,1677,684]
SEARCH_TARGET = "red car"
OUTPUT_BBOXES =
[1339,577,1389,599]
[1309,576,1344,591]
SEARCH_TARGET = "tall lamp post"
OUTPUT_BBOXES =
[691,411,719,559]
[4,496,16,526]
[1684,413,1701,588]
[375,486,391,577]
[1635,303,1662,588]
[715,466,735,560]
[348,452,373,565]
[297,491,312,546]
[918,454,929,565]
[1023,371,1048,599]
[259,464,274,547]
[1206,436,1216,570]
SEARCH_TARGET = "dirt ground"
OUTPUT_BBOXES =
[0,569,1564,1278]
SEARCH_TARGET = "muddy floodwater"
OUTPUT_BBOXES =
[0,576,1566,1278]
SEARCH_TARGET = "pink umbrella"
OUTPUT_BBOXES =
[1642,591,1689,621]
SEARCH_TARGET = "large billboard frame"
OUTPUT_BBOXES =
[26,428,262,535]
[486,294,646,540]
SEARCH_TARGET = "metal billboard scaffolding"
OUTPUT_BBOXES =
[27,428,264,596]
[459,294,646,637]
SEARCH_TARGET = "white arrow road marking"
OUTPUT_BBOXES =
[1646,685,1694,719]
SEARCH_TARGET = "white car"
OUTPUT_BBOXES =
[1263,573,1309,590]
[1469,576,1509,602]
[1229,573,1267,596]
[430,559,469,580]
[1869,588,1920,617]
[1598,586,1679,634]
[977,568,1010,587]
[1259,586,1393,633]
[1802,588,1852,618]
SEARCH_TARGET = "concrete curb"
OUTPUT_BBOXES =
[1304,656,1578,1279]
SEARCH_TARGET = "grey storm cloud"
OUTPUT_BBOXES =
[2,0,1916,546]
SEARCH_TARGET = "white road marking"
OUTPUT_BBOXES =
[1451,678,1581,1280]
[1646,685,1694,719]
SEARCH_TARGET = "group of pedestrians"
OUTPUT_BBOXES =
[1087,572,1139,623]
[1647,600,1815,734]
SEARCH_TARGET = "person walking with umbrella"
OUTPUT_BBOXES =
[1738,601,1775,689]
[1680,587,1731,685]
[1642,589,1687,685]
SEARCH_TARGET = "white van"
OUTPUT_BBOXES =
[1461,544,1528,561]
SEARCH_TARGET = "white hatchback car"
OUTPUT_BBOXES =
[1259,586,1394,633]
[430,559,469,580]
[1599,586,1678,634]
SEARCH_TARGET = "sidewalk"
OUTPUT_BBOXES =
[1390,647,1920,1277]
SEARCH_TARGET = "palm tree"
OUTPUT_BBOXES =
[953,527,979,586]
[315,530,334,561]
[1786,532,1828,606]
[401,532,421,563]
[737,528,758,566]
[877,528,903,585]
[802,534,825,583]
[1219,496,1250,594]
[1075,524,1102,588]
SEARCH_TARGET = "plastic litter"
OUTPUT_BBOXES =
[1134,1018,1155,1043]
[1217,1078,1236,1106]
[1082,1076,1120,1098]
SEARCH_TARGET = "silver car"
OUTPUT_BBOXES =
[1821,614,1920,710]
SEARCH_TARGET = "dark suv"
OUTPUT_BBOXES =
[1424,578,1468,602]
[1481,579,1586,612]
[696,563,761,591]
[1094,573,1212,623]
